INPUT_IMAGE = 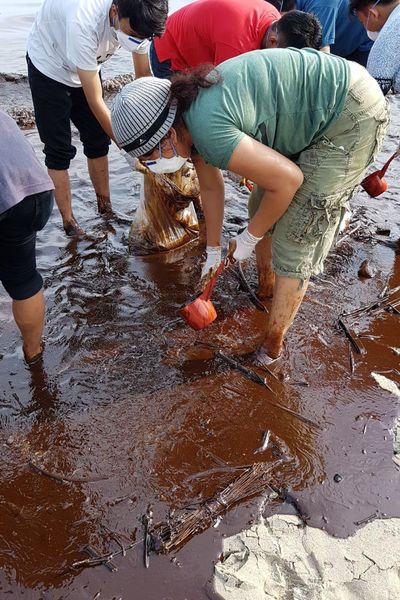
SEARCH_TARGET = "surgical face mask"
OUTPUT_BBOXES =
[144,141,188,174]
[112,13,147,52]
[116,30,148,52]
[365,0,381,41]
[367,29,380,40]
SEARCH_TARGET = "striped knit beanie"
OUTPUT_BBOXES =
[111,77,177,158]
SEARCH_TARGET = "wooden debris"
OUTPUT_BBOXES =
[215,351,321,429]
[150,460,282,553]
[235,263,268,313]
[337,319,366,355]
[29,459,108,484]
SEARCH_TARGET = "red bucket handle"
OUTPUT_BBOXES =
[200,257,231,301]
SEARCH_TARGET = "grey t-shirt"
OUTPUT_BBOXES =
[0,111,53,215]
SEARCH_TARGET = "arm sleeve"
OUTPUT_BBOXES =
[66,21,99,71]
[367,28,400,95]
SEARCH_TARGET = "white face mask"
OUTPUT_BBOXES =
[115,30,147,52]
[144,141,188,174]
[365,0,381,42]
[367,29,380,40]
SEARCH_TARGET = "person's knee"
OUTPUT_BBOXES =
[83,140,110,160]
[2,271,43,302]
[44,144,76,170]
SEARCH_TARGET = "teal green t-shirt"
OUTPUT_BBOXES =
[183,48,350,169]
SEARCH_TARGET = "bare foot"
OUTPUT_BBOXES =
[252,347,282,369]
[64,219,84,237]
[23,342,44,366]
[96,194,112,215]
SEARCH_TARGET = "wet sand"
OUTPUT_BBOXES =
[0,80,399,598]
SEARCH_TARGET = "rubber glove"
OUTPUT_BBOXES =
[228,227,263,261]
[201,246,222,285]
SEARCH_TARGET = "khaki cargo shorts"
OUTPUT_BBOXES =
[248,74,389,280]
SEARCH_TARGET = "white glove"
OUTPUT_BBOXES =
[229,227,263,261]
[119,148,137,170]
[201,246,222,282]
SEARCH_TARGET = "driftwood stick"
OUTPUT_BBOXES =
[216,351,321,430]
[236,263,268,313]
[337,319,365,355]
[29,459,108,484]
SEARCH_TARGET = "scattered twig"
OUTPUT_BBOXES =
[29,459,108,484]
[254,430,271,454]
[216,350,321,429]
[337,223,361,245]
[386,303,400,315]
[354,512,377,527]
[235,263,268,313]
[337,319,365,355]
[143,506,153,569]
[185,464,252,483]
[342,285,400,318]
[82,544,118,572]
[70,538,142,571]
[216,350,274,393]
[349,342,355,374]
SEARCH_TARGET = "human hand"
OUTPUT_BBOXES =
[200,246,222,287]
[228,227,263,261]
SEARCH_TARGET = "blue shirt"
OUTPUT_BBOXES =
[296,0,372,57]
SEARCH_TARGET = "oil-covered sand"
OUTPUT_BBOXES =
[0,78,399,599]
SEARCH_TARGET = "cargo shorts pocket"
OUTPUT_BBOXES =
[366,111,390,167]
[285,190,350,245]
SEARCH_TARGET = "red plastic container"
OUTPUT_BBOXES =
[180,261,226,330]
[361,149,399,197]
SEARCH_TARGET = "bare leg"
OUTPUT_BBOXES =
[12,289,45,362]
[256,236,275,299]
[87,156,111,214]
[259,275,309,361]
[48,168,83,236]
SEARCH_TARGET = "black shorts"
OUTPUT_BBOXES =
[0,190,54,301]
[27,55,110,170]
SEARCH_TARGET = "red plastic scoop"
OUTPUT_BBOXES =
[180,260,227,330]
[361,149,400,197]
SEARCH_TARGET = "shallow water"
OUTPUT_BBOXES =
[1,9,400,595]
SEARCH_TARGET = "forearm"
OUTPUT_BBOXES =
[192,156,225,247]
[87,99,114,140]
[201,189,225,247]
[77,68,115,141]
[248,186,297,238]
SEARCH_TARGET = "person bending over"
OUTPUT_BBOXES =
[350,0,400,94]
[111,49,388,364]
[27,0,168,236]
[0,111,54,365]
[145,0,279,79]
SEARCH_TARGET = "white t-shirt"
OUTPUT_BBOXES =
[27,0,148,87]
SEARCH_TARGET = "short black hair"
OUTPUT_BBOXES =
[267,0,296,11]
[275,10,322,49]
[114,0,168,38]
[349,0,393,12]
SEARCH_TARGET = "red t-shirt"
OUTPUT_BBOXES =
[154,0,280,71]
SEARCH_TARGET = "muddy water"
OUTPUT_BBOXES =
[1,87,400,600]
